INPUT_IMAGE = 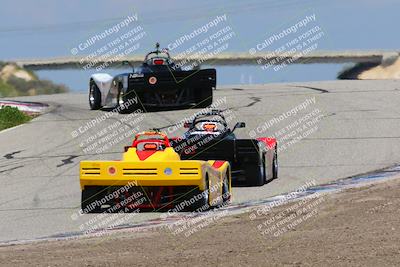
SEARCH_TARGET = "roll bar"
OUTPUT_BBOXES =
[144,42,171,62]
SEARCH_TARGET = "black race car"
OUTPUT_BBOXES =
[88,43,216,112]
[170,110,278,186]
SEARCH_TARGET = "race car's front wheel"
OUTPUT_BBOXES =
[89,82,102,110]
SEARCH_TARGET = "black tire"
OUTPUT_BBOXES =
[183,176,210,212]
[273,147,278,179]
[196,87,213,108]
[221,171,231,205]
[89,82,102,110]
[81,186,103,213]
[245,156,265,186]
[117,90,141,114]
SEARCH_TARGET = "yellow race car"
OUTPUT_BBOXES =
[79,131,231,213]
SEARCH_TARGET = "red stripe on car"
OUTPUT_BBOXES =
[212,160,225,169]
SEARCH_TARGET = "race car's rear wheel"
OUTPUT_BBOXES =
[221,171,231,205]
[245,155,265,186]
[273,147,278,179]
[196,87,213,108]
[117,89,141,114]
[183,176,210,212]
[89,82,102,110]
[81,186,103,213]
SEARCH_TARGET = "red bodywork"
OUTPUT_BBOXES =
[121,132,195,209]
[129,132,172,161]
[257,137,277,150]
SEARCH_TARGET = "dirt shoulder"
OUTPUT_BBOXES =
[1,178,400,267]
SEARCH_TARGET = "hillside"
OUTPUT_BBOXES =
[0,62,68,97]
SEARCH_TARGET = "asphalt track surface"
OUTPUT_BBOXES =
[0,80,399,243]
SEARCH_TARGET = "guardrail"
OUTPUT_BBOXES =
[10,51,399,70]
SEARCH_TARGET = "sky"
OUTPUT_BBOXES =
[0,0,398,89]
